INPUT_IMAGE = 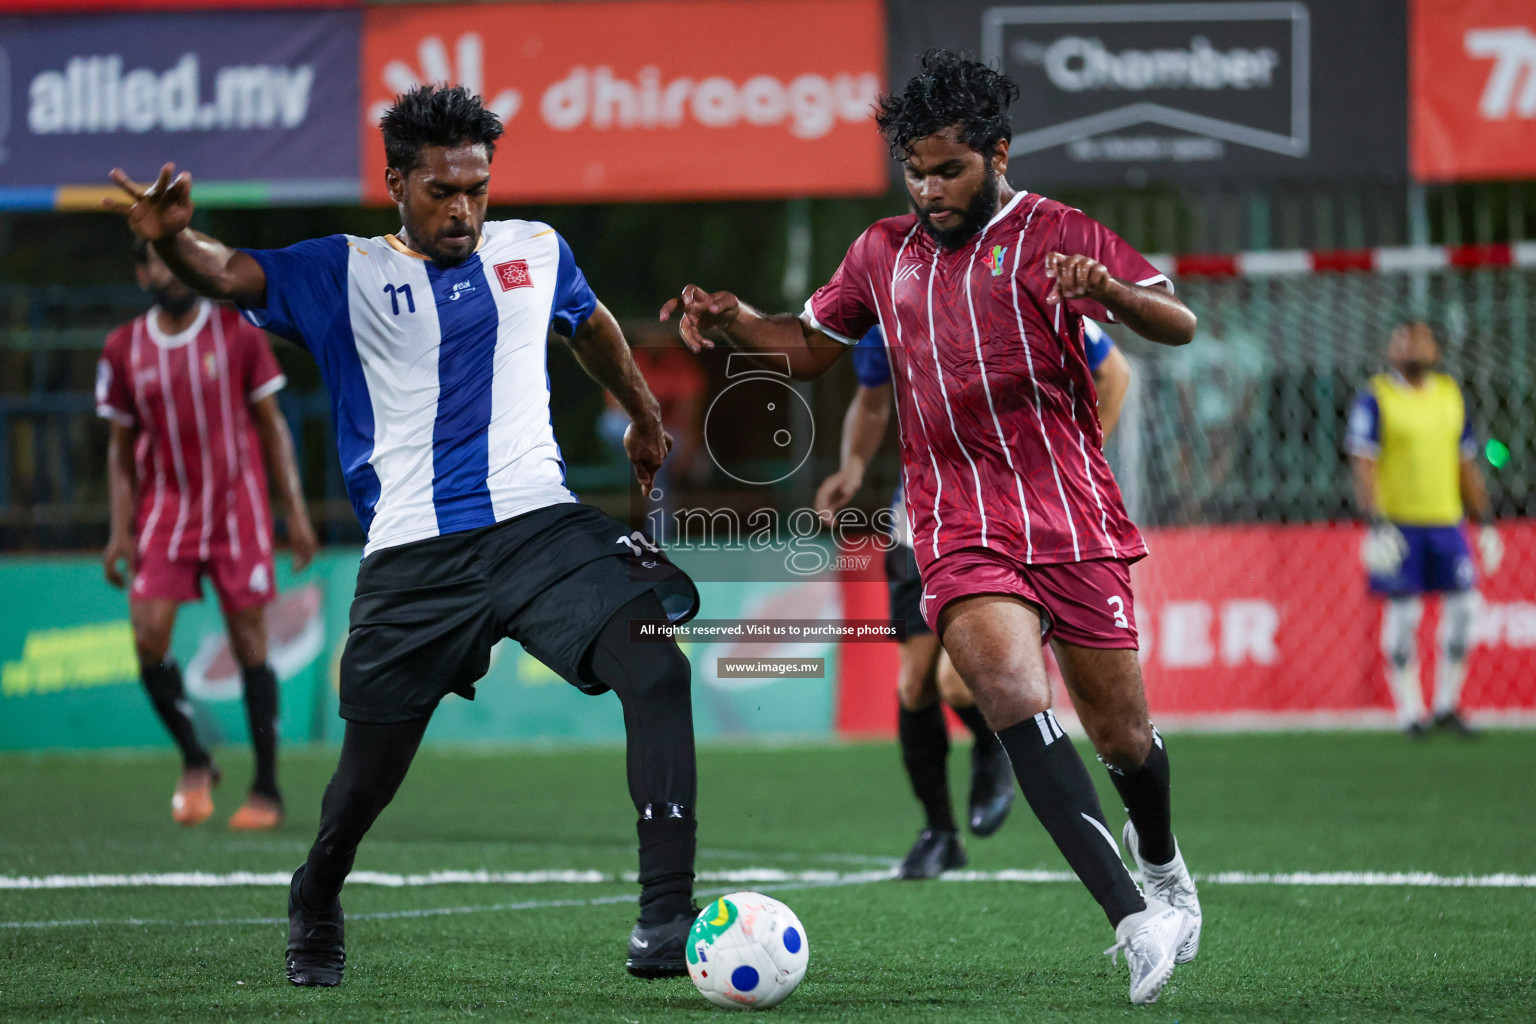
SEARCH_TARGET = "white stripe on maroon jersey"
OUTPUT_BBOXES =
[1054,304,1119,557]
[924,247,990,548]
[881,224,947,560]
[1008,212,1080,562]
[209,312,243,561]
[131,320,168,557]
[183,335,215,560]
[155,328,192,561]
[963,221,1034,561]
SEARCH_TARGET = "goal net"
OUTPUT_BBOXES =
[1106,254,1536,727]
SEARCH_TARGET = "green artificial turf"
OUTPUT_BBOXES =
[2,731,1533,1022]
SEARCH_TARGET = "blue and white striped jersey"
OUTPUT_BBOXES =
[241,221,597,554]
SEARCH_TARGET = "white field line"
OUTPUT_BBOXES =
[5,868,1536,932]
[4,867,1536,892]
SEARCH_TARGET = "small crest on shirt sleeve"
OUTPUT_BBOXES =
[495,259,532,291]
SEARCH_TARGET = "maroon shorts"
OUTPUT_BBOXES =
[131,545,277,613]
[918,547,1139,649]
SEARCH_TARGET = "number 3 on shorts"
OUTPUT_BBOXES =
[1107,595,1129,629]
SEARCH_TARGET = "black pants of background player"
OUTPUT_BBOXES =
[293,504,701,929]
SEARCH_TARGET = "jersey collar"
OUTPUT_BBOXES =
[145,298,211,349]
[385,231,487,260]
[982,189,1029,235]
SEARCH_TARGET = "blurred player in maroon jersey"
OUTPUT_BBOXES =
[665,51,1201,1006]
[98,240,317,830]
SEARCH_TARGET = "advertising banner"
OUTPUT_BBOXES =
[837,521,1536,735]
[0,9,360,207]
[888,0,1408,186]
[360,0,887,203]
[1411,0,1536,181]
[0,551,838,753]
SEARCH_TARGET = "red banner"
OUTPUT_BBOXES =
[1411,0,1536,181]
[360,0,887,204]
[836,522,1536,735]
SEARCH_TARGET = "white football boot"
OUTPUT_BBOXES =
[1123,820,1202,963]
[1104,898,1193,1005]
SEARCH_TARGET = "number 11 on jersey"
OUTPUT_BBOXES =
[383,283,416,315]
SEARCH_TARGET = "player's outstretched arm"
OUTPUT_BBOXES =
[103,421,138,589]
[567,301,670,496]
[1045,253,1196,347]
[102,164,267,308]
[659,285,847,381]
[814,383,892,524]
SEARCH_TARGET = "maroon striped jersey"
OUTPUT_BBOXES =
[96,300,286,563]
[805,192,1170,570]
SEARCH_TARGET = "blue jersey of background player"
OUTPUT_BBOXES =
[812,320,1128,879]
[1345,321,1500,739]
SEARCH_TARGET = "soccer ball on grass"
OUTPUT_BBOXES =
[686,891,808,1010]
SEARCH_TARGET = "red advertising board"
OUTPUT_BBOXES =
[1411,0,1536,181]
[837,522,1536,734]
[360,0,887,204]
[0,1,354,9]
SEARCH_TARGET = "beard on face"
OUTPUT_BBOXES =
[153,282,198,317]
[411,221,479,268]
[912,166,1001,250]
[1396,359,1433,381]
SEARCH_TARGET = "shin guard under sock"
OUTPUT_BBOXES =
[997,710,1144,926]
[141,660,209,769]
[1106,729,1175,865]
[898,703,956,832]
[241,663,280,799]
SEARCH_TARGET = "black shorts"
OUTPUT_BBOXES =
[339,502,699,724]
[885,543,932,638]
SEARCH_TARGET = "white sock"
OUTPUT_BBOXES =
[1434,591,1478,716]
[1388,661,1426,727]
[1381,598,1425,727]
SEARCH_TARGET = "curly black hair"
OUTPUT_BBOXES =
[380,84,505,174]
[875,50,1019,159]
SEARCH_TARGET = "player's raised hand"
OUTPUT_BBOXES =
[1044,252,1112,306]
[625,416,673,498]
[102,163,194,241]
[102,532,136,589]
[659,285,741,353]
[813,464,864,526]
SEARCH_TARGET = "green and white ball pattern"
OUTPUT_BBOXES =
[686,891,808,1010]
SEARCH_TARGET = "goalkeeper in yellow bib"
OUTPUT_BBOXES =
[1346,321,1500,738]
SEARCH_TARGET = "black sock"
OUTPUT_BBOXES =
[582,592,698,924]
[637,812,697,926]
[1106,729,1175,865]
[140,659,210,769]
[301,717,429,909]
[997,711,1144,926]
[241,663,280,800]
[898,703,956,832]
[950,703,997,752]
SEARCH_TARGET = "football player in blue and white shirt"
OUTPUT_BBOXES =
[105,86,701,986]
[814,322,1129,879]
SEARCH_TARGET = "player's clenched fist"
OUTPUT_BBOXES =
[102,163,195,241]
[1044,251,1114,306]
[659,285,741,353]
